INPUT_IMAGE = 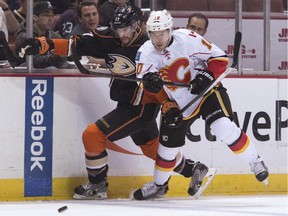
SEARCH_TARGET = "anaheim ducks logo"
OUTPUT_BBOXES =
[160,58,191,91]
[107,54,136,76]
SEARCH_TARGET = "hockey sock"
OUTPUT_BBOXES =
[87,164,109,184]
[154,144,178,185]
[85,150,108,184]
[228,131,259,164]
[210,117,259,164]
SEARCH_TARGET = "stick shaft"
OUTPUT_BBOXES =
[72,44,190,87]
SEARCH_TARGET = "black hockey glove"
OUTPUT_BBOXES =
[161,100,183,128]
[18,37,54,58]
[189,69,215,95]
[143,72,164,94]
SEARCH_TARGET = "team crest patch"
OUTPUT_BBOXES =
[135,51,142,61]
[108,54,136,76]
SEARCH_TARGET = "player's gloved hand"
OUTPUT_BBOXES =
[189,69,215,95]
[143,72,163,94]
[18,37,54,58]
[161,100,183,128]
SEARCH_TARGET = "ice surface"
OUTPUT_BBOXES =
[0,195,287,216]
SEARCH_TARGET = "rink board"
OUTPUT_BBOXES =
[0,74,287,200]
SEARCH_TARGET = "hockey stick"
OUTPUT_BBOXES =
[179,31,242,115]
[71,42,190,88]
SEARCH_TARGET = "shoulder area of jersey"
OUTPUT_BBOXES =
[174,28,201,39]
[174,28,192,35]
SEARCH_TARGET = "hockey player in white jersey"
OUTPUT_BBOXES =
[132,10,269,200]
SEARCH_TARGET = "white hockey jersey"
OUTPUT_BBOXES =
[136,29,228,118]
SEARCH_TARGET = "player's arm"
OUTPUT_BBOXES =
[18,32,102,59]
[135,49,168,104]
[189,36,228,94]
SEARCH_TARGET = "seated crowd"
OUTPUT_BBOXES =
[0,0,286,69]
[0,0,141,68]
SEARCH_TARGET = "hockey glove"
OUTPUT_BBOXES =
[189,69,215,95]
[18,37,54,58]
[161,100,183,128]
[143,72,164,94]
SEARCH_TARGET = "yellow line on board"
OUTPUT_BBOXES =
[0,174,287,201]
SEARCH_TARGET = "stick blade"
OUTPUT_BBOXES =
[231,31,242,68]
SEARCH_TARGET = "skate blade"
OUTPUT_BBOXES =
[129,189,165,201]
[262,178,269,186]
[73,192,107,200]
[192,168,217,199]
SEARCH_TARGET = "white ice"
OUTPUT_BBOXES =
[0,195,287,216]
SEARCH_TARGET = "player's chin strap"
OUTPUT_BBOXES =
[71,38,191,88]
[178,31,242,116]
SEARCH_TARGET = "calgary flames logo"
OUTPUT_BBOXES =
[107,54,136,76]
[160,58,191,91]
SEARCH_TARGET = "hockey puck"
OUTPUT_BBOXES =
[58,206,68,213]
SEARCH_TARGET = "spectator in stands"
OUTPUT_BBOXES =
[53,0,79,38]
[39,0,72,14]
[54,0,99,38]
[99,0,124,26]
[69,0,100,36]
[15,1,72,69]
[0,7,8,44]
[139,11,150,36]
[38,0,79,31]
[5,0,19,11]
[0,0,20,62]
[69,0,105,67]
[186,13,208,36]
[0,30,20,67]
[0,25,9,63]
[13,0,26,24]
[12,0,41,24]
[0,0,19,35]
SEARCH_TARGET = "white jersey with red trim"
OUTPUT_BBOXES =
[136,28,228,117]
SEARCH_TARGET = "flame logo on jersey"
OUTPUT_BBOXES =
[108,54,136,76]
[160,58,191,91]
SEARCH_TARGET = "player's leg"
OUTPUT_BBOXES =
[74,103,160,199]
[133,119,209,200]
[73,123,109,200]
[132,120,209,197]
[203,85,269,185]
[131,120,159,160]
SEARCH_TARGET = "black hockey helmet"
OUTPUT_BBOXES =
[112,4,138,29]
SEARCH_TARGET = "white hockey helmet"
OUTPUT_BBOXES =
[146,10,173,33]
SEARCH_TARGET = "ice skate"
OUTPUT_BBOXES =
[73,178,108,200]
[188,161,209,196]
[250,156,269,185]
[132,182,168,200]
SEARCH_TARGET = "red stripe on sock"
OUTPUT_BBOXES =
[229,131,249,152]
[156,156,176,169]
